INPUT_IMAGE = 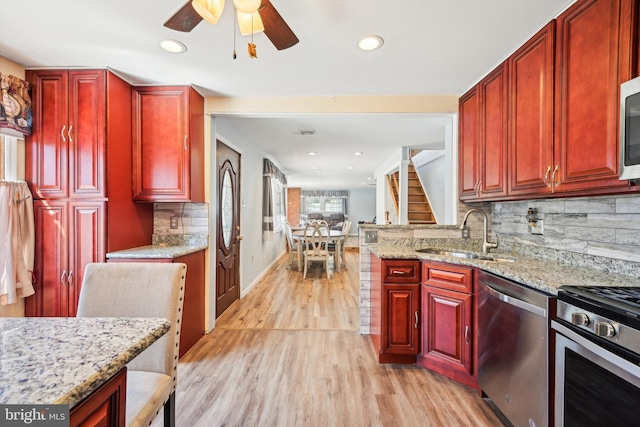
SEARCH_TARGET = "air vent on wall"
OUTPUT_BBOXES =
[298,129,316,135]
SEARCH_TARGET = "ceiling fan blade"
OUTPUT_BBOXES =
[164,1,203,32]
[259,0,299,50]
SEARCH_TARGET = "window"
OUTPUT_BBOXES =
[300,190,348,223]
[272,178,285,232]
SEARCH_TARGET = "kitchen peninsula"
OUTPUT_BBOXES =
[0,317,169,420]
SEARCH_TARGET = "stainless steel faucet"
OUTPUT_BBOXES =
[459,208,498,254]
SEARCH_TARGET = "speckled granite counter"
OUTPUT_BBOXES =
[106,244,207,260]
[369,245,640,295]
[0,317,170,407]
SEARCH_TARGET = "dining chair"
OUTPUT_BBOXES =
[302,223,331,279]
[76,262,187,427]
[326,220,350,270]
[284,221,302,271]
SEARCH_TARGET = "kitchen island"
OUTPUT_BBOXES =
[0,317,170,409]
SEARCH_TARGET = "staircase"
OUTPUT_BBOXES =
[386,163,436,224]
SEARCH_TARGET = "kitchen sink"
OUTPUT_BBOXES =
[415,248,515,263]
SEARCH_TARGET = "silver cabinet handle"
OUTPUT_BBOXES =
[551,165,559,188]
[68,125,73,143]
[543,166,551,187]
[60,270,67,286]
[61,125,67,142]
[465,326,470,344]
[67,270,73,286]
[183,135,188,150]
[415,311,419,329]
[390,269,410,275]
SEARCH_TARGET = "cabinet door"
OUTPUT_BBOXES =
[421,285,473,375]
[458,86,480,200]
[132,86,190,201]
[26,70,69,199]
[68,70,106,199]
[67,201,106,317]
[508,21,556,196]
[381,284,420,355]
[554,0,635,192]
[479,62,509,199]
[26,201,69,317]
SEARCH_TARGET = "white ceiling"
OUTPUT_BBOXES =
[0,0,574,188]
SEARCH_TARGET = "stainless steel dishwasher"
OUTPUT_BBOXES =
[477,271,553,427]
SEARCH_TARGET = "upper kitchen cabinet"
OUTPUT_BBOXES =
[508,21,556,196]
[132,86,204,202]
[552,0,637,194]
[26,70,106,199]
[458,62,509,201]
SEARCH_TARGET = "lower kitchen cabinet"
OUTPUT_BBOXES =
[370,254,421,363]
[70,367,126,427]
[108,250,205,358]
[418,261,479,391]
[26,200,105,317]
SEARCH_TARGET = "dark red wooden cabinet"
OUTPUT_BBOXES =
[25,70,153,317]
[370,255,420,364]
[132,86,204,202]
[459,62,509,201]
[70,368,126,427]
[418,261,478,391]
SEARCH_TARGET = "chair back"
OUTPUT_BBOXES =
[76,262,187,380]
[342,221,351,235]
[304,223,329,254]
[284,221,295,248]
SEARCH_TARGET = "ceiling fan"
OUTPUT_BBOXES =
[164,0,299,51]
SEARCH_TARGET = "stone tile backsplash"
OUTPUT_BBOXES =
[491,194,640,264]
[152,202,209,247]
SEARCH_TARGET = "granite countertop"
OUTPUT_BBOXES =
[369,245,640,295]
[106,244,208,260]
[0,317,170,407]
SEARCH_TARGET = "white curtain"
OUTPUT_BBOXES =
[0,180,35,305]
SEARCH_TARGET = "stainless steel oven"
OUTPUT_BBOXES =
[552,287,640,427]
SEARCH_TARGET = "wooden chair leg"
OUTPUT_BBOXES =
[164,391,175,427]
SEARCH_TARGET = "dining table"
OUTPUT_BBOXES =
[292,228,346,273]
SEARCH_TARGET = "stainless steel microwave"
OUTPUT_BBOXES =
[620,75,640,182]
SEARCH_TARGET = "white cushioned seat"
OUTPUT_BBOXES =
[76,262,186,427]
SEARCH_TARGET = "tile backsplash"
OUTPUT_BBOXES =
[491,194,640,264]
[153,202,209,246]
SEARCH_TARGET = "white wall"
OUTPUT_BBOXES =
[209,117,286,329]
[346,187,376,241]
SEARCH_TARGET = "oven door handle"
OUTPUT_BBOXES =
[482,281,546,317]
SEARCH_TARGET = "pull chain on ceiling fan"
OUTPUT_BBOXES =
[164,0,298,53]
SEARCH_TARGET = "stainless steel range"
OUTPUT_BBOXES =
[552,286,640,427]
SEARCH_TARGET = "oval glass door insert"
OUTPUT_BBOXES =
[221,169,233,248]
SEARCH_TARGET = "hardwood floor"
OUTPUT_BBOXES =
[159,250,505,427]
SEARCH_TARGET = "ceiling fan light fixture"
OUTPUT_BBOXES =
[237,10,264,35]
[357,35,384,51]
[232,0,261,14]
[192,0,225,25]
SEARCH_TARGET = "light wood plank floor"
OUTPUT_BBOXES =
[157,250,505,427]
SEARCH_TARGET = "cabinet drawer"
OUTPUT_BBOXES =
[381,260,420,283]
[421,261,473,293]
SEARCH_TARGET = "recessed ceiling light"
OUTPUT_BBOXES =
[312,166,320,170]
[354,151,363,156]
[160,39,187,54]
[357,35,384,51]
[346,166,353,170]
[308,152,317,156]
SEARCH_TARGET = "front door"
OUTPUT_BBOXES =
[216,140,241,318]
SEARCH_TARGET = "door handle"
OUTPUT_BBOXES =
[543,166,551,187]
[237,235,243,241]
